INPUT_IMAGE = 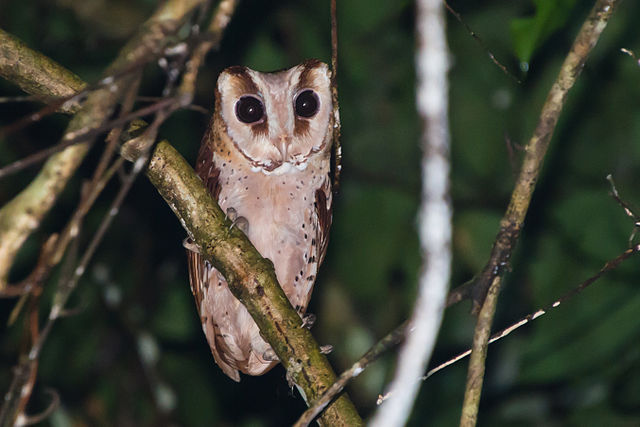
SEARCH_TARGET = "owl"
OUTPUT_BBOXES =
[186,59,335,381]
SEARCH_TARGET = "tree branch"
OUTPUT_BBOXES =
[0,29,85,109]
[460,1,621,426]
[0,0,207,289]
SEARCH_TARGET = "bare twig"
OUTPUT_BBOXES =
[607,174,640,246]
[179,0,239,101]
[0,95,40,104]
[295,320,408,426]
[0,96,175,179]
[0,0,207,289]
[297,199,640,418]
[443,0,520,83]
[620,48,640,66]
[429,244,640,381]
[460,2,620,426]
[370,0,451,425]
[375,243,640,406]
[0,1,210,423]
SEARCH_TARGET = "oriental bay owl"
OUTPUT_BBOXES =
[186,59,335,381]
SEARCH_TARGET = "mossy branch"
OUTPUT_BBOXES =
[0,29,86,109]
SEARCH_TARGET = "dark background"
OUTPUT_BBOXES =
[1,0,640,425]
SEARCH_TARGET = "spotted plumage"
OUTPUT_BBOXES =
[186,60,334,381]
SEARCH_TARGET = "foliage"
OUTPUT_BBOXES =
[1,0,640,425]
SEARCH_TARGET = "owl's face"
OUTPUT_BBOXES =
[216,59,333,174]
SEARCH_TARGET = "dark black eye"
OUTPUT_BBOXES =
[295,90,319,118]
[235,96,264,123]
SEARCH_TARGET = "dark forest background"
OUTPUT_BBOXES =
[1,0,640,425]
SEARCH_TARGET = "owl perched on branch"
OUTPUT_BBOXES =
[186,60,335,381]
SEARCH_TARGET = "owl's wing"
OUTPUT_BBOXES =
[187,126,221,306]
[314,178,333,266]
[186,130,246,381]
[194,125,221,200]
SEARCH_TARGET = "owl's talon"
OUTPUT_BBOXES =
[320,344,333,355]
[232,216,250,234]
[225,207,238,222]
[226,207,249,234]
[262,348,279,362]
[182,237,199,253]
[300,313,316,329]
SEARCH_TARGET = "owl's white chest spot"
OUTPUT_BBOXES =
[251,160,308,175]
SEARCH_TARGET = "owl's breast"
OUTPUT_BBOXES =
[215,159,326,309]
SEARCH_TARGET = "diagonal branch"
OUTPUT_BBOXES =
[0,0,207,290]
[0,29,85,109]
[460,1,621,426]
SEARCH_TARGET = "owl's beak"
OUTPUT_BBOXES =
[276,134,290,161]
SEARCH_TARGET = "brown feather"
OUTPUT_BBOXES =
[315,184,332,266]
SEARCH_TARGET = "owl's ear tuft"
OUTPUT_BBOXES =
[297,60,330,91]
[219,66,260,97]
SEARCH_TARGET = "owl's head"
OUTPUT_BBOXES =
[215,59,333,174]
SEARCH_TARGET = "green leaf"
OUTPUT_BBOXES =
[510,0,578,63]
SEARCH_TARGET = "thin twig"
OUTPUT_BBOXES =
[15,389,60,426]
[427,244,640,381]
[376,243,640,407]
[0,1,211,422]
[298,210,640,416]
[0,95,39,104]
[0,96,175,179]
[607,174,640,246]
[443,0,520,83]
[460,2,620,426]
[0,0,208,289]
[295,320,408,426]
[620,48,640,66]
[179,0,239,101]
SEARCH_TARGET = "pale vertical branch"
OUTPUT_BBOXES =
[370,0,451,425]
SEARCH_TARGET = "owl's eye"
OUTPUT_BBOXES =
[294,90,319,118]
[235,96,265,123]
